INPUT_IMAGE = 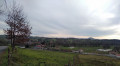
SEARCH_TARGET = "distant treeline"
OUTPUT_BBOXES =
[0,35,9,46]
[1,35,120,47]
[30,36,120,47]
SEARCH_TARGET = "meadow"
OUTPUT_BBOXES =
[0,48,75,66]
[59,46,113,54]
[0,47,120,66]
[60,46,102,51]
[74,54,120,66]
[0,50,8,66]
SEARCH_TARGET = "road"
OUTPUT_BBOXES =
[0,46,8,53]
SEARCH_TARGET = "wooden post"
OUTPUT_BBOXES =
[8,48,10,66]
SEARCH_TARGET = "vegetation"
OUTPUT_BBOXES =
[59,46,102,51]
[4,2,32,52]
[1,1,120,66]
[74,54,120,66]
[58,46,113,54]
[0,38,8,46]
[113,46,120,53]
[0,35,120,48]
[0,35,9,46]
[0,48,75,66]
[1,48,120,66]
[30,37,120,48]
[0,50,8,66]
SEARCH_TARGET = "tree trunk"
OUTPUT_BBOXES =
[8,48,10,66]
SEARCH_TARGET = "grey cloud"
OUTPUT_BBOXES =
[1,0,120,38]
[67,26,116,37]
[18,0,118,37]
[106,1,120,25]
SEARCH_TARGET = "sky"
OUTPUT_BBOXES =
[0,0,120,39]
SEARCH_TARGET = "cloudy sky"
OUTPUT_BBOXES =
[0,0,120,39]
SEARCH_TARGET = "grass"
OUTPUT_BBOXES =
[60,46,102,51]
[74,54,120,66]
[0,50,8,66]
[79,47,109,54]
[60,46,111,54]
[11,48,75,66]
[0,47,120,66]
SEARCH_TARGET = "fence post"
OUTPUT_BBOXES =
[8,48,10,66]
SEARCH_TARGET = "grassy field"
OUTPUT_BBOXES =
[60,46,102,51]
[0,50,8,66]
[0,47,120,66]
[16,49,75,66]
[0,48,75,66]
[74,54,120,66]
[60,46,113,54]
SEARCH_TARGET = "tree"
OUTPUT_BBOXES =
[4,3,32,52]
[102,45,110,49]
[113,46,120,53]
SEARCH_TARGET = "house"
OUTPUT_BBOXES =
[109,51,117,55]
[116,54,120,58]
[109,51,120,58]
[34,44,46,49]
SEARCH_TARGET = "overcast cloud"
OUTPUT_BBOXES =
[0,0,120,39]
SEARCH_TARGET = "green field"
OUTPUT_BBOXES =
[74,54,120,66]
[0,48,75,66]
[59,46,113,54]
[60,46,102,51]
[0,50,8,66]
[0,48,120,66]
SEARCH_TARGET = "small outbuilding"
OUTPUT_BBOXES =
[97,49,112,52]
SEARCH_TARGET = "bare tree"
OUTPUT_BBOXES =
[4,3,32,52]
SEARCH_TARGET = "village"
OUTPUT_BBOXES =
[19,40,120,59]
[1,0,120,65]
